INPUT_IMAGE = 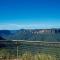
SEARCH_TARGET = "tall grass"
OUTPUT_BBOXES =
[19,52,56,60]
[0,50,56,60]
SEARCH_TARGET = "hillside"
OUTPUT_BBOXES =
[0,28,60,42]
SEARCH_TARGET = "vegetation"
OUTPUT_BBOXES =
[19,52,56,60]
[0,45,60,60]
[0,41,60,60]
[0,49,56,60]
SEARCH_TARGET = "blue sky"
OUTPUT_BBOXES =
[0,0,60,29]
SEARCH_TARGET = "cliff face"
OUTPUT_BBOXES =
[19,29,60,34]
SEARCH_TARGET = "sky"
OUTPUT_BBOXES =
[0,0,60,30]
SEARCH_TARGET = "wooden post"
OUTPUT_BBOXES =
[17,44,18,60]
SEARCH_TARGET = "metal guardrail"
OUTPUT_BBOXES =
[0,40,60,47]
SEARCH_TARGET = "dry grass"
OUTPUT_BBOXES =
[0,52,56,60]
[0,49,57,60]
[19,52,56,60]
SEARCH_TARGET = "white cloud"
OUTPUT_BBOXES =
[0,23,59,30]
[0,24,21,30]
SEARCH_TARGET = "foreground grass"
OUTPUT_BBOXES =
[19,52,56,60]
[0,52,56,60]
[0,49,56,60]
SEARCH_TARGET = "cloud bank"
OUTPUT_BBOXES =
[0,24,60,30]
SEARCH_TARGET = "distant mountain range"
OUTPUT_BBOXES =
[0,28,60,42]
